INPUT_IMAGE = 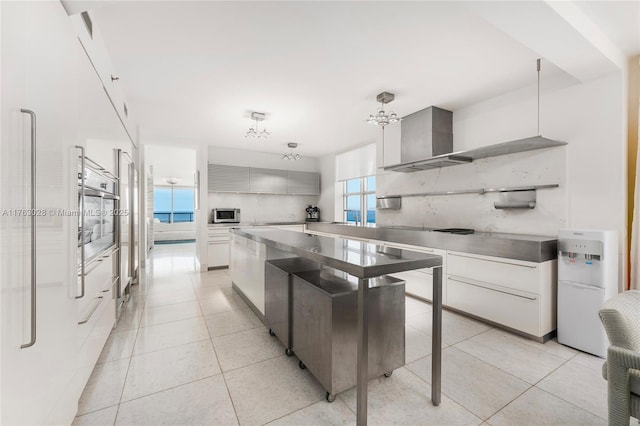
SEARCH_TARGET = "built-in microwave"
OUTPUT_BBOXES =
[212,208,240,223]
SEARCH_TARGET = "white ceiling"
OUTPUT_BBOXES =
[90,1,638,158]
[145,144,196,187]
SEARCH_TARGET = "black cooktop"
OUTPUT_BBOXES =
[433,228,475,235]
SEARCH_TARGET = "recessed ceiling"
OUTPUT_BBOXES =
[91,1,629,157]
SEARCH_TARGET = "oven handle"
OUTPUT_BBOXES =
[20,109,37,349]
[82,187,119,200]
[75,145,86,299]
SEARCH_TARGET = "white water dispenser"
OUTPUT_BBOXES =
[557,229,618,357]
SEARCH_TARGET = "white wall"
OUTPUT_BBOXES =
[376,71,627,287]
[207,193,318,223]
[206,146,320,224]
[317,153,341,222]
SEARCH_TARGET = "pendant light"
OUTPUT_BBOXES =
[245,112,270,139]
[282,142,301,160]
[366,92,401,127]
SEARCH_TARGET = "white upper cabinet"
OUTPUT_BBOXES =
[250,168,287,194]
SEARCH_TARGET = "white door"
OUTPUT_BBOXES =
[1,2,81,424]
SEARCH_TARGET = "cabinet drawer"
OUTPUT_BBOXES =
[78,252,114,314]
[76,290,115,391]
[447,275,540,336]
[208,228,231,235]
[208,235,230,243]
[447,251,539,295]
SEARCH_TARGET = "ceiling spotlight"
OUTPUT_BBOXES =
[282,142,301,160]
[366,91,401,127]
[245,112,270,139]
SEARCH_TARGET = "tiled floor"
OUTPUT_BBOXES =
[73,242,610,426]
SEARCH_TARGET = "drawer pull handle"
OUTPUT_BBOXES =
[448,252,536,269]
[78,297,103,324]
[448,276,538,301]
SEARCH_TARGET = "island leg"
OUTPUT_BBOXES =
[356,277,369,426]
[432,266,443,405]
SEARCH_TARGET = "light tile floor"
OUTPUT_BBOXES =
[73,242,610,426]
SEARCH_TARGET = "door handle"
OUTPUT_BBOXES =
[76,145,86,299]
[20,109,37,349]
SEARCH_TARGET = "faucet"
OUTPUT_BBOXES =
[346,210,361,226]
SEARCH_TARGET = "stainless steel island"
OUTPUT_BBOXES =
[229,228,443,426]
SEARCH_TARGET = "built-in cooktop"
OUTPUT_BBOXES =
[433,228,475,235]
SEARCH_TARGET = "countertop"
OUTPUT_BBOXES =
[208,221,306,228]
[306,222,557,263]
[230,228,442,279]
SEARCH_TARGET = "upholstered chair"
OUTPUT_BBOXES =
[599,290,640,426]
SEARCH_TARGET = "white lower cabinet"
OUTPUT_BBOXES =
[447,276,540,335]
[229,233,267,313]
[208,241,230,268]
[446,251,556,338]
[385,243,446,303]
[305,229,556,339]
[207,228,231,268]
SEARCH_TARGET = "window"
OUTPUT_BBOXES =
[343,175,376,225]
[153,186,194,223]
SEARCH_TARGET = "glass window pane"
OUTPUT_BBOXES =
[366,176,376,192]
[153,188,171,223]
[173,189,194,213]
[345,195,361,223]
[366,193,376,224]
[346,178,360,194]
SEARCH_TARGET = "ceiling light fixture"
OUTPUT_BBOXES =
[245,111,270,139]
[163,177,180,185]
[366,91,401,127]
[282,142,301,160]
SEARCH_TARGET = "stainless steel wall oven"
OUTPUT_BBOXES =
[77,149,119,268]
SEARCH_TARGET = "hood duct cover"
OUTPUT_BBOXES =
[400,106,453,163]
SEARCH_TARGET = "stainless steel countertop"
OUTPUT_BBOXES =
[306,222,557,263]
[231,228,442,279]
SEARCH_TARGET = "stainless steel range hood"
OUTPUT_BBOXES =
[383,105,566,173]
[384,135,566,173]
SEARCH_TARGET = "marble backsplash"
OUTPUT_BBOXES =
[376,147,567,236]
[207,192,319,224]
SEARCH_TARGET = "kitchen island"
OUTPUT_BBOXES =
[229,228,443,426]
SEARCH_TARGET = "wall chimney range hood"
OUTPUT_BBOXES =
[385,135,566,173]
[383,105,566,173]
[385,60,566,173]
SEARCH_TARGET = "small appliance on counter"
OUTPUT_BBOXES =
[212,208,240,223]
[557,229,617,358]
[305,205,320,222]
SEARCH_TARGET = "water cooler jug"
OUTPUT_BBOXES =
[557,229,618,358]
